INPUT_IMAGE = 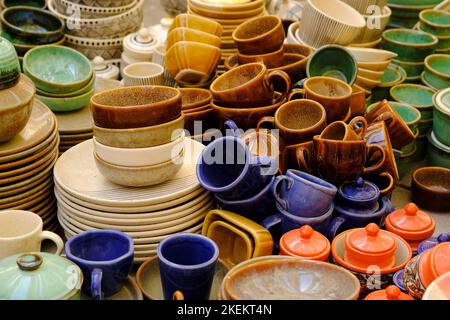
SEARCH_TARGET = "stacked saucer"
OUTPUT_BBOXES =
[54,138,214,263]
[0,99,59,231]
[186,0,266,73]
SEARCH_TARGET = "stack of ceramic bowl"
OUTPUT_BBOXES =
[418,9,450,55]
[370,63,407,103]
[0,0,47,9]
[186,0,267,73]
[0,6,65,65]
[422,54,450,90]
[165,14,221,87]
[387,0,443,29]
[54,138,213,263]
[48,0,144,60]
[91,56,120,81]
[23,45,95,113]
[428,87,450,167]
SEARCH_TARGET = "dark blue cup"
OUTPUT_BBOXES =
[157,233,219,300]
[197,136,275,201]
[273,169,337,217]
[65,230,134,300]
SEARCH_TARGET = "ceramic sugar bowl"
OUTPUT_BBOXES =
[0,252,83,300]
[92,56,119,80]
[337,177,381,214]
[123,27,161,61]
[385,203,436,253]
[279,225,331,261]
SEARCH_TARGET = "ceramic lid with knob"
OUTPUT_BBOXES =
[279,225,330,261]
[123,28,160,60]
[344,223,397,270]
[0,36,21,89]
[91,56,119,80]
[0,252,83,300]
[364,285,414,300]
[385,202,435,241]
[338,177,380,205]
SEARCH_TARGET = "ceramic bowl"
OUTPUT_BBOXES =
[0,74,35,143]
[0,36,21,90]
[189,1,264,20]
[433,87,450,147]
[180,88,212,111]
[93,115,185,149]
[93,132,185,167]
[90,86,182,129]
[357,60,391,72]
[411,166,450,212]
[166,27,221,51]
[1,0,47,9]
[349,37,383,48]
[360,5,391,43]
[64,34,123,60]
[35,73,95,98]
[392,59,424,77]
[165,41,221,86]
[382,29,438,62]
[37,88,94,112]
[64,0,135,6]
[427,130,450,168]
[307,45,357,85]
[52,0,138,19]
[23,45,92,94]
[1,7,64,45]
[347,47,398,62]
[390,84,436,117]
[94,149,184,187]
[392,101,422,132]
[419,9,450,37]
[189,0,264,12]
[220,256,361,300]
[423,54,450,90]
[169,13,222,37]
[358,68,384,81]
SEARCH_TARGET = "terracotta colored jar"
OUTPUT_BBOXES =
[364,285,414,300]
[279,225,330,261]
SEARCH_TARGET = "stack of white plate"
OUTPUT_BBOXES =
[0,99,59,231]
[54,138,214,263]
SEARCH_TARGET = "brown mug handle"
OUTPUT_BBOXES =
[265,70,292,104]
[349,116,368,139]
[172,291,184,300]
[256,116,276,131]
[363,144,386,174]
[296,146,312,173]
[373,111,394,127]
[377,172,395,196]
[287,88,305,101]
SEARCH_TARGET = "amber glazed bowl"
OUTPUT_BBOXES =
[411,166,450,212]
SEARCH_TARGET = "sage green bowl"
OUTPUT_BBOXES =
[370,64,407,102]
[37,88,94,112]
[382,29,438,62]
[404,75,422,84]
[423,54,450,90]
[432,88,450,147]
[392,59,424,77]
[427,130,450,168]
[437,34,450,50]
[35,73,95,98]
[23,45,93,94]
[419,10,450,37]
[390,84,436,119]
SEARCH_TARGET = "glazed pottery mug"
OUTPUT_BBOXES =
[284,141,315,172]
[273,169,337,218]
[289,77,353,123]
[65,230,134,300]
[197,135,276,201]
[122,62,165,86]
[0,210,64,260]
[256,99,327,145]
[236,47,285,69]
[210,63,291,108]
[157,233,219,300]
[318,117,367,141]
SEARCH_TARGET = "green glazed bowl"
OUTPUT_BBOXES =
[37,88,94,112]
[306,45,357,85]
[1,28,65,56]
[437,34,450,49]
[404,75,422,84]
[370,64,407,103]
[0,36,20,89]
[423,54,450,90]
[432,88,450,147]
[23,45,93,94]
[35,73,95,98]
[388,15,422,28]
[427,130,450,168]
[1,0,47,9]
[419,10,450,37]
[382,29,438,62]
[392,59,424,77]
[418,118,434,134]
[390,84,436,115]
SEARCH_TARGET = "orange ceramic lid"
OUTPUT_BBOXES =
[431,242,450,279]
[386,203,435,237]
[280,225,330,260]
[346,223,396,255]
[364,285,414,300]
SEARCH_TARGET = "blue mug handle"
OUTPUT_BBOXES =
[253,155,277,176]
[325,216,347,241]
[261,214,282,231]
[272,175,294,211]
[91,268,103,300]
[223,120,240,137]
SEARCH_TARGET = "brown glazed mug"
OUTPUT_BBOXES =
[365,100,415,150]
[319,117,367,141]
[237,47,284,69]
[285,141,314,173]
[349,87,366,118]
[210,63,291,108]
[256,99,327,145]
[289,77,353,123]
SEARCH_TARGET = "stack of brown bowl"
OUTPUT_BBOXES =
[186,0,267,74]
[90,86,186,188]
[165,14,222,88]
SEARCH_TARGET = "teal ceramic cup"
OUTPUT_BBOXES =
[427,131,450,168]
[392,59,424,77]
[306,45,357,85]
[419,9,450,37]
[423,54,450,90]
[432,88,450,147]
[382,29,438,62]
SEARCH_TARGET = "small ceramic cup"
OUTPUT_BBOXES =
[157,233,219,300]
[122,62,164,86]
[236,47,284,69]
[210,63,291,108]
[0,210,64,260]
[65,230,134,300]
[273,169,337,218]
[318,117,367,141]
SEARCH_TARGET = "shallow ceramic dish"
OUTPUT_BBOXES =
[357,60,391,71]
[411,167,450,212]
[349,38,382,49]
[37,88,94,112]
[23,45,92,94]
[358,68,384,81]
[189,0,263,11]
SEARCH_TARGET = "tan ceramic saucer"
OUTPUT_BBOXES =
[59,139,89,146]
[55,104,94,134]
[0,183,54,210]
[0,171,53,198]
[80,277,143,300]
[0,99,56,159]
[0,176,54,205]
[54,138,206,207]
[60,132,93,141]
[55,190,213,223]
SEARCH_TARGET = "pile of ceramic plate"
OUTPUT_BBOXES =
[186,0,267,74]
[54,138,215,263]
[0,99,59,232]
[47,0,144,59]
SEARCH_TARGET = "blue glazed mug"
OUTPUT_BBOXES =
[157,233,219,300]
[197,135,276,200]
[272,169,337,217]
[65,230,134,300]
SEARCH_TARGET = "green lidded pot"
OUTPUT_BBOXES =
[0,36,20,89]
[0,252,83,300]
[433,87,450,147]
